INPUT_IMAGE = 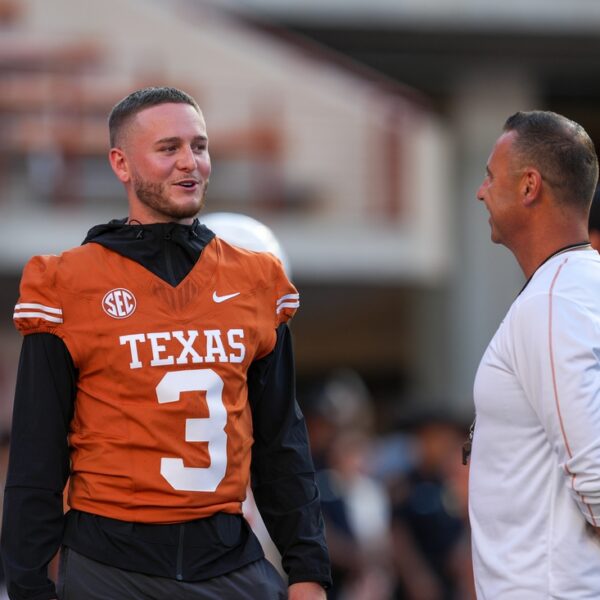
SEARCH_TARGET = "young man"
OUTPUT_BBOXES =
[1,87,331,600]
[470,111,600,599]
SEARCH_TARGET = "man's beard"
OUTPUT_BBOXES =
[133,177,208,220]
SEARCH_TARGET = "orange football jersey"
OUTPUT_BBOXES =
[13,238,299,523]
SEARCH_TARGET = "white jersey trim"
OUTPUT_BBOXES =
[276,293,300,314]
[14,303,64,324]
[15,302,63,315]
[276,301,300,314]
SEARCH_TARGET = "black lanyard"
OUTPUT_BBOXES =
[518,241,591,296]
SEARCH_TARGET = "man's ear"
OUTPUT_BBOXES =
[108,148,130,184]
[521,168,542,206]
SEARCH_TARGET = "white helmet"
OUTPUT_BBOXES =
[201,212,291,277]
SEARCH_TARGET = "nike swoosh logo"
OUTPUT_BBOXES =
[212,291,240,303]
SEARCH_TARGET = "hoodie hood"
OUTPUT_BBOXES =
[82,218,215,287]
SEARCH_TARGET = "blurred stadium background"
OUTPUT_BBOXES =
[1,0,599,597]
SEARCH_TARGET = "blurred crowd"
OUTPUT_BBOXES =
[301,369,475,600]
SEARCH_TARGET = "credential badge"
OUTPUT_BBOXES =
[102,288,137,319]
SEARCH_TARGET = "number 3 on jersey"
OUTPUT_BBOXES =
[156,369,227,492]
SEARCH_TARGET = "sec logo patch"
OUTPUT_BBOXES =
[102,288,137,319]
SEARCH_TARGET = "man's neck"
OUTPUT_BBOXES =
[514,226,590,279]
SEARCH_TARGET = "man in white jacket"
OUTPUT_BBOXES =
[470,110,600,599]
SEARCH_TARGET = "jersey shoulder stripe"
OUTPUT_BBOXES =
[276,293,300,314]
[14,254,66,335]
[14,302,64,324]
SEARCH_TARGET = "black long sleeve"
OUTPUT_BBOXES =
[1,333,76,600]
[248,324,331,588]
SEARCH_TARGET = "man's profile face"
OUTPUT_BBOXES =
[477,131,524,246]
[118,102,211,224]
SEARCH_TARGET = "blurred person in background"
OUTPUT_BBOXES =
[472,111,600,598]
[389,413,475,600]
[321,429,394,600]
[1,86,330,600]
[305,370,394,600]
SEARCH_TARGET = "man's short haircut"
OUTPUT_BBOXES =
[108,86,200,147]
[503,110,599,211]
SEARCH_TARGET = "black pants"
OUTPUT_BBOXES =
[57,548,287,600]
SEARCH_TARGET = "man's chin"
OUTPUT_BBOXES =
[488,221,501,244]
[166,197,205,220]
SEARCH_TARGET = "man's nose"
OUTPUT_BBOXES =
[476,182,486,202]
[177,146,196,171]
